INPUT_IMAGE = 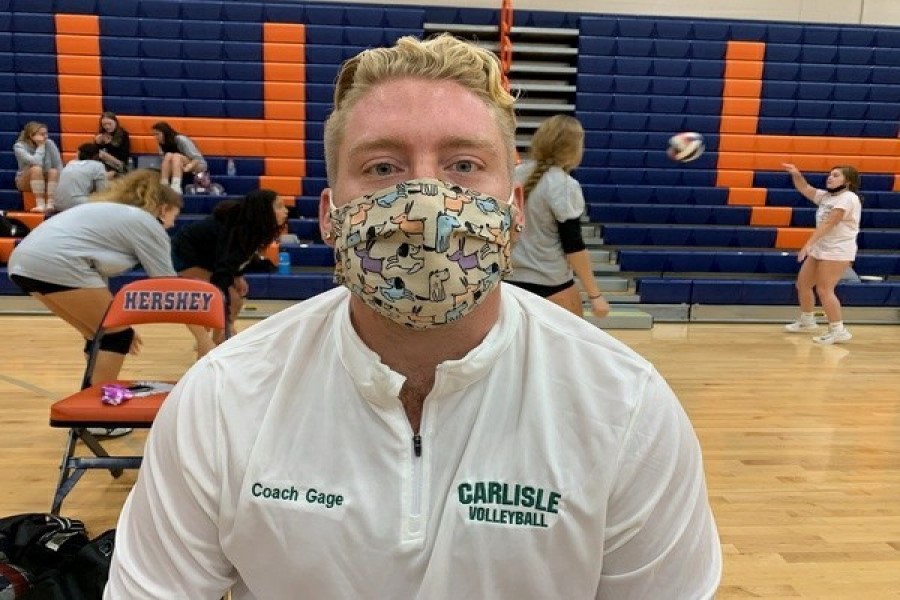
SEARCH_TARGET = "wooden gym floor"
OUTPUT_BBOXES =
[0,314,898,598]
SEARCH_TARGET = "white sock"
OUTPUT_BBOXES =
[31,179,45,197]
[46,181,57,200]
[30,180,46,209]
[171,177,182,189]
[799,312,815,324]
[830,321,844,332]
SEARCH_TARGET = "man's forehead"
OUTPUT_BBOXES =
[343,79,505,152]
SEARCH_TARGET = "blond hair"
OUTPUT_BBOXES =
[324,34,517,184]
[522,115,585,200]
[17,121,47,144]
[91,169,183,212]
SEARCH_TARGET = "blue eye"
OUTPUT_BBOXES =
[371,163,395,176]
[454,161,475,173]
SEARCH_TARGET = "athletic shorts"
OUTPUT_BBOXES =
[505,279,575,298]
[10,274,76,295]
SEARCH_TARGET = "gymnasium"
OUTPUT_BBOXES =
[0,0,898,597]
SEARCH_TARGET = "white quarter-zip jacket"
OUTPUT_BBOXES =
[105,285,721,599]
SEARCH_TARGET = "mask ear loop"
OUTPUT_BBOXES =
[323,189,337,241]
[505,189,523,231]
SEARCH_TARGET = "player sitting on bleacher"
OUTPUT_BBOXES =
[12,121,63,213]
[151,121,208,195]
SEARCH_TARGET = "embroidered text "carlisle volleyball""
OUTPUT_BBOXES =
[458,481,561,528]
[123,291,214,312]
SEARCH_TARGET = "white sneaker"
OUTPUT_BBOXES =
[784,320,818,332]
[813,329,852,345]
[85,427,133,438]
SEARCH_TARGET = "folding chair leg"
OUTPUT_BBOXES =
[51,429,80,515]
[51,428,126,514]
[78,429,125,477]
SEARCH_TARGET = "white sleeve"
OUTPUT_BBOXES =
[131,218,178,278]
[14,142,44,167]
[596,368,722,600]
[46,139,63,170]
[548,172,586,222]
[105,360,237,599]
[811,189,827,205]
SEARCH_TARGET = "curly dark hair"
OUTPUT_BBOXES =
[213,189,283,252]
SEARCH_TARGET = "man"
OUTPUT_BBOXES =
[53,143,108,212]
[105,34,721,599]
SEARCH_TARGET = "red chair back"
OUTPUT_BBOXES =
[101,277,227,330]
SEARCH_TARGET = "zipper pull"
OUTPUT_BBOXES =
[413,434,422,457]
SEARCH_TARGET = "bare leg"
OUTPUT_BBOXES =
[179,267,222,347]
[814,260,851,324]
[160,153,173,183]
[36,287,127,383]
[172,154,186,179]
[795,257,818,313]
[546,285,584,317]
[15,170,32,192]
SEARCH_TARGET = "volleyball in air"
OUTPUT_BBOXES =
[667,132,706,163]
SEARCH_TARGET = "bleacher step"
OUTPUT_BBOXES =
[511,82,577,93]
[586,307,653,330]
[596,277,629,292]
[589,248,612,263]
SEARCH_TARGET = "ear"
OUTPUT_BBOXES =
[319,188,335,247]
[511,182,525,231]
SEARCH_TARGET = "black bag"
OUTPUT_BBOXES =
[0,514,88,573]
[22,530,115,600]
[0,514,114,600]
[0,212,30,238]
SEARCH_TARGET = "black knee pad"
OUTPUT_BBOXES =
[98,327,135,355]
[83,338,95,355]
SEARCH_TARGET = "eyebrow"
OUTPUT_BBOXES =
[347,136,499,160]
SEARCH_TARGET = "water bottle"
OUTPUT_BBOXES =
[226,159,236,176]
[277,251,291,275]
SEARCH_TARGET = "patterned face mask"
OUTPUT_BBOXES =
[329,178,516,329]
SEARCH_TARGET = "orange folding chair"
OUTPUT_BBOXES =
[48,277,226,514]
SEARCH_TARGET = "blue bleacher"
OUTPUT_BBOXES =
[603,224,779,248]
[5,4,900,307]
[620,250,806,275]
[590,204,752,225]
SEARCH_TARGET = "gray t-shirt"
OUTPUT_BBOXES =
[8,202,177,288]
[509,161,586,287]
[13,139,63,176]
[55,159,108,211]
[159,135,207,172]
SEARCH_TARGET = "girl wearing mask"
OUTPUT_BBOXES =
[782,163,862,344]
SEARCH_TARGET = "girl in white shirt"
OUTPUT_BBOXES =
[782,164,862,344]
